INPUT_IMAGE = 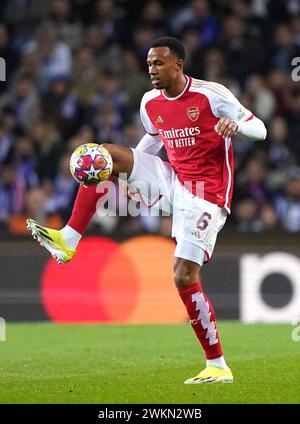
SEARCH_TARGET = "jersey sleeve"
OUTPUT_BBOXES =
[136,133,163,155]
[212,85,253,122]
[140,93,159,136]
[210,84,266,140]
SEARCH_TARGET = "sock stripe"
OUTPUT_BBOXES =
[178,281,223,360]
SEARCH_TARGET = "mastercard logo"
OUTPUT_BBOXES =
[42,235,187,324]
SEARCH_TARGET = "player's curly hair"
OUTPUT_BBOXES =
[150,37,186,61]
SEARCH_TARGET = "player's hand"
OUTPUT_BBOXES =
[128,188,141,202]
[118,178,140,201]
[214,117,238,138]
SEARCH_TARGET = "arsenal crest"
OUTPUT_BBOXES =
[187,107,199,121]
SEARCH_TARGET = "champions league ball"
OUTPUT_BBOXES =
[70,143,113,186]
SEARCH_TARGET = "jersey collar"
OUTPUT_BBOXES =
[161,75,191,101]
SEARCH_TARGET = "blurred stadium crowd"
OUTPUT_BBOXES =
[1,0,300,237]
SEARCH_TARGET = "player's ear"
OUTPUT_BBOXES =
[175,59,184,71]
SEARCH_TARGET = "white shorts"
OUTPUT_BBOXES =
[128,149,227,266]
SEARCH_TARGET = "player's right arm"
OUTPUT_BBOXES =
[135,92,164,155]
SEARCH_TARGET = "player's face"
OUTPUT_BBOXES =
[147,47,183,90]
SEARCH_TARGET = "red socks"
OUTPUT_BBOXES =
[178,282,223,360]
[68,182,110,234]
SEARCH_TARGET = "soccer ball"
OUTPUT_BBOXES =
[70,143,113,186]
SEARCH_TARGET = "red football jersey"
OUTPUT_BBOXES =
[140,76,253,212]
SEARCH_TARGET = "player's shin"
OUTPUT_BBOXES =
[178,282,225,363]
[67,178,111,237]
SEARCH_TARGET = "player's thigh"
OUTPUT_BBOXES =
[102,143,134,176]
[127,148,174,211]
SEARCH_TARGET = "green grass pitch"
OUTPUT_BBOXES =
[0,322,299,404]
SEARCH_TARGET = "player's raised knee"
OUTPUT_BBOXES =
[101,143,134,176]
[101,143,116,158]
[173,266,194,287]
[173,272,191,288]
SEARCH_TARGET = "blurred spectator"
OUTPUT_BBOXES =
[0,24,19,93]
[25,187,48,225]
[236,158,271,208]
[44,154,77,220]
[131,24,159,69]
[0,106,17,135]
[140,0,166,33]
[30,25,72,92]
[268,23,300,72]
[234,198,259,232]
[66,134,88,155]
[285,89,300,162]
[218,15,264,82]
[29,120,63,181]
[40,0,82,50]
[266,0,290,23]
[72,0,96,26]
[267,116,294,171]
[41,75,83,139]
[170,0,219,47]
[76,125,96,144]
[4,0,51,28]
[14,135,40,193]
[200,47,226,82]
[0,120,14,164]
[119,50,151,116]
[122,121,144,148]
[72,46,102,103]
[14,50,40,85]
[287,0,300,16]
[92,102,123,144]
[291,13,300,47]
[0,75,41,131]
[90,74,126,143]
[92,0,129,45]
[255,204,281,232]
[233,135,256,174]
[273,167,300,232]
[0,148,37,223]
[180,27,203,78]
[245,74,276,122]
[265,69,293,116]
[0,164,19,227]
[83,25,122,73]
[90,73,127,123]
[229,0,269,41]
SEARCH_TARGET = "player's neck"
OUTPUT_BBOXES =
[163,75,188,98]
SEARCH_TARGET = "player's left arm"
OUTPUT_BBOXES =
[214,89,267,141]
[136,133,164,155]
